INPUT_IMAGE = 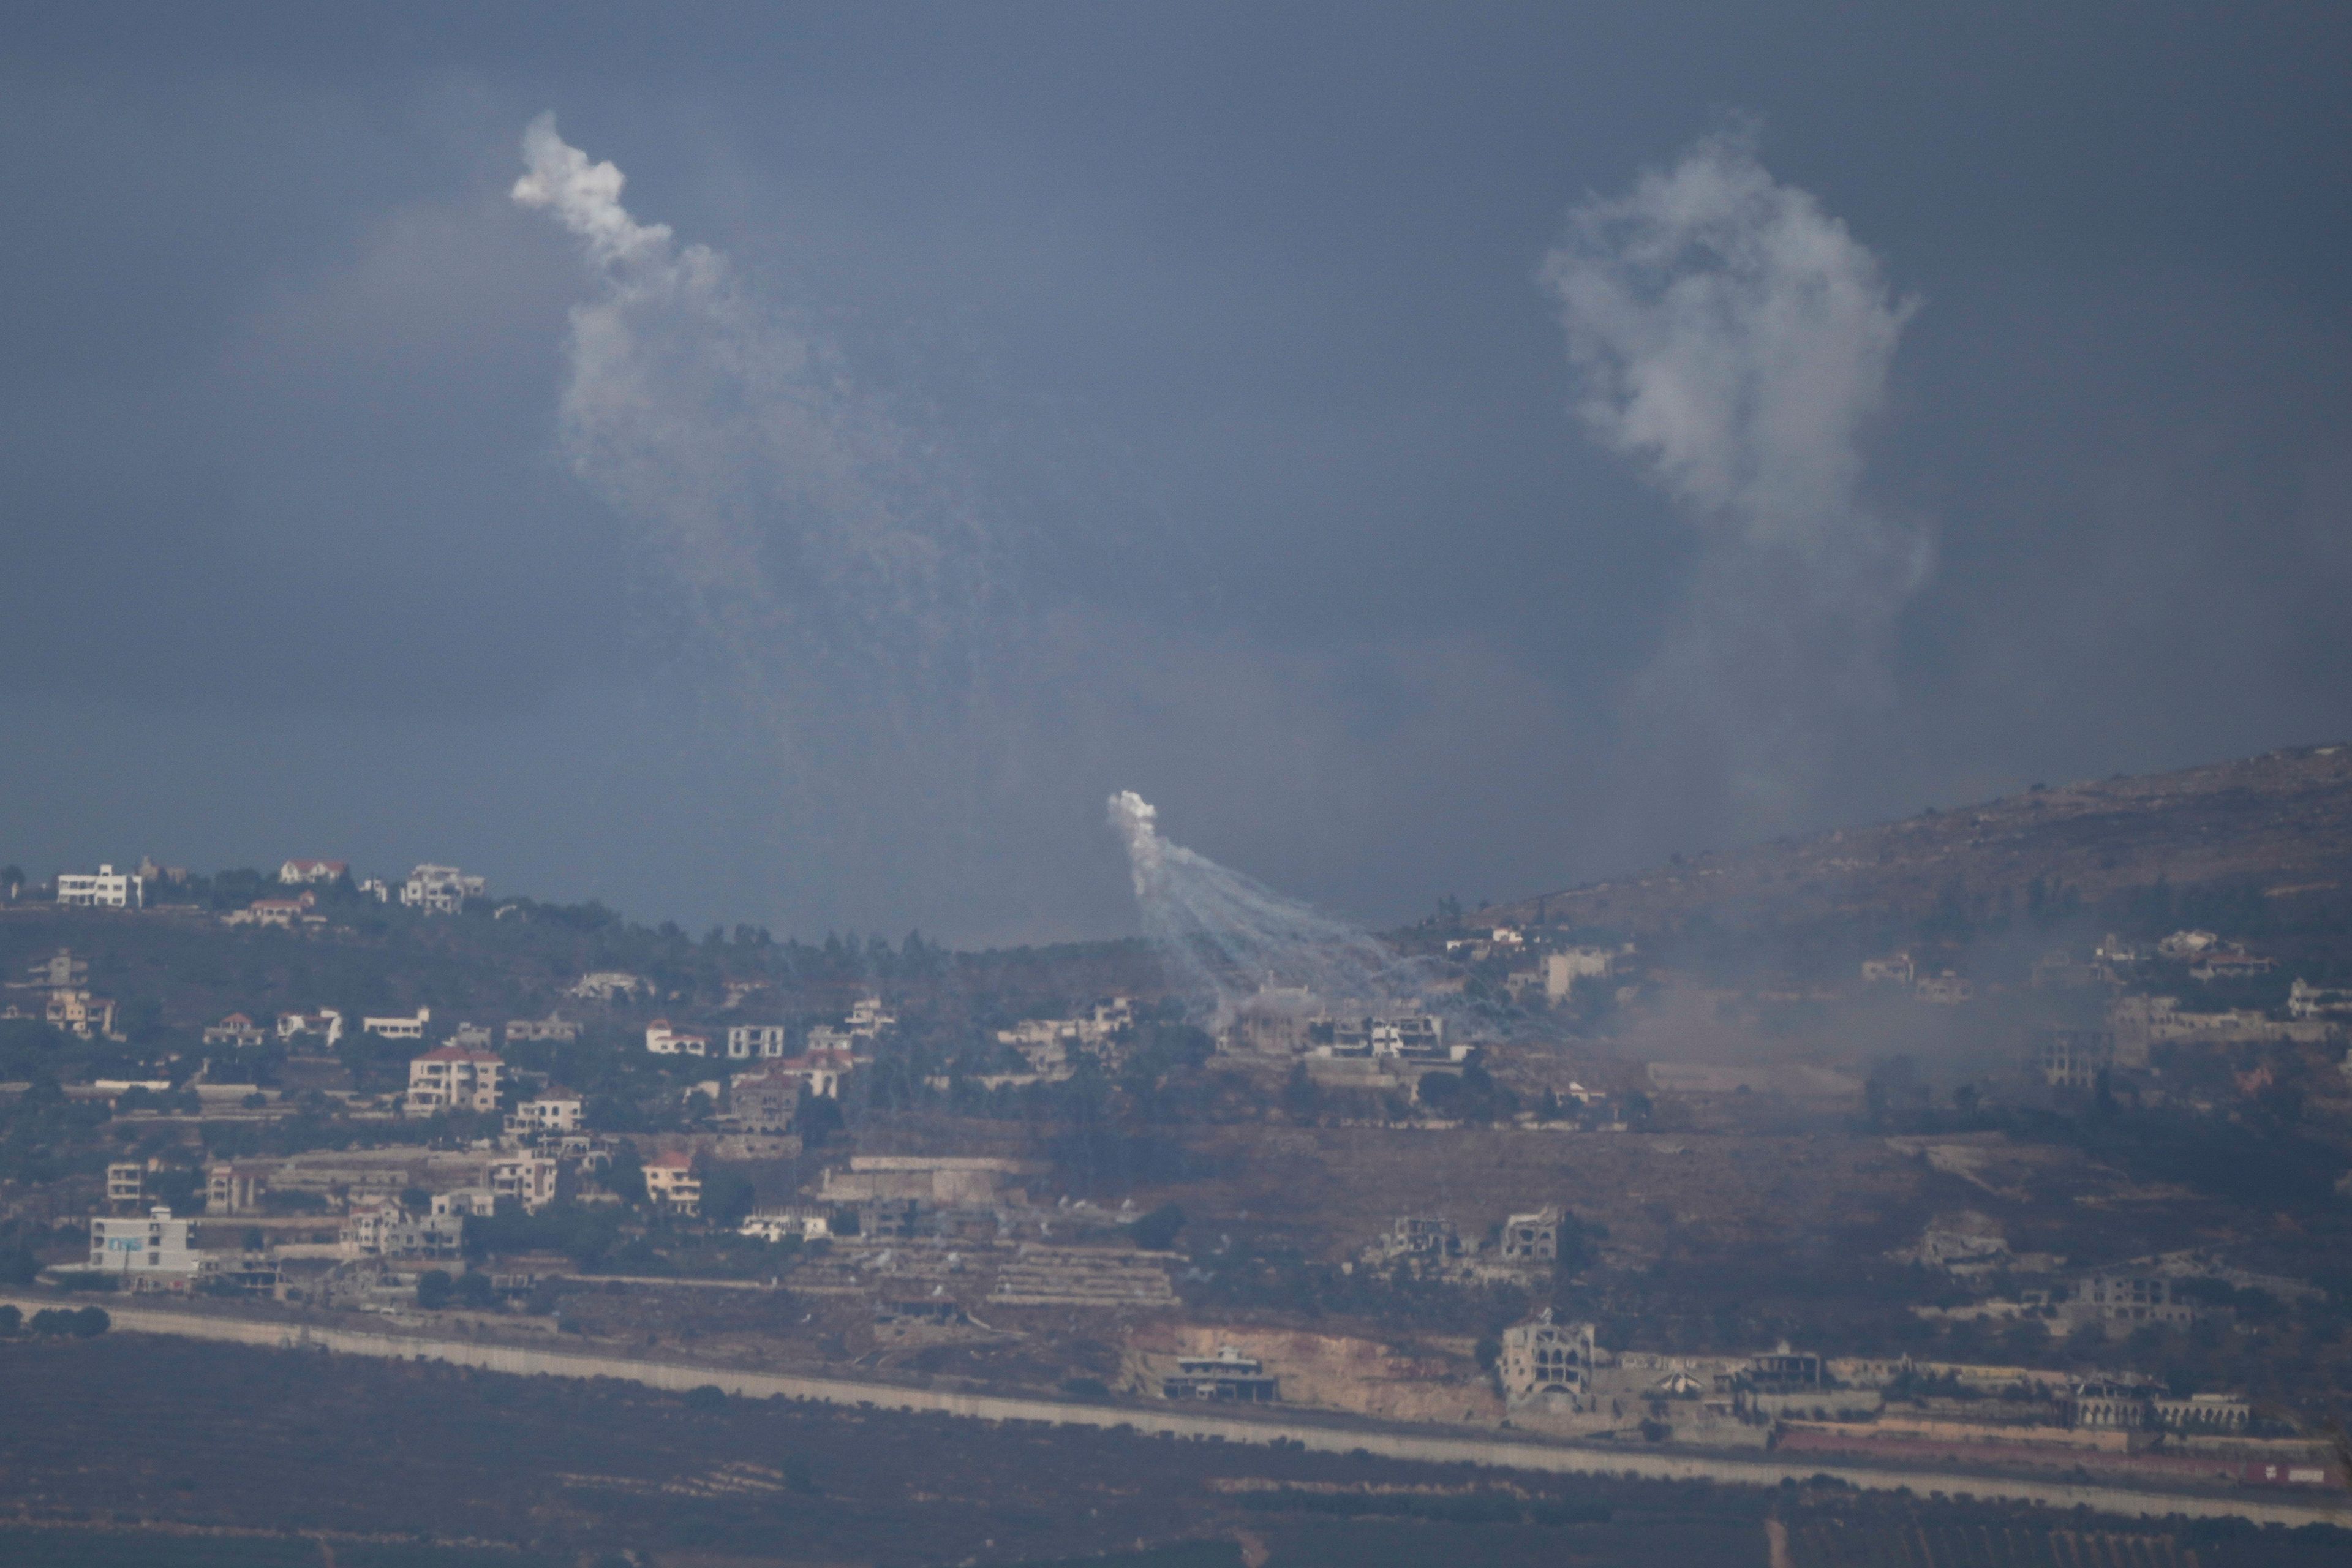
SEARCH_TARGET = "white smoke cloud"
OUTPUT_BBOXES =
[1109,789,1441,1027]
[511,113,982,717]
[1542,127,1928,822]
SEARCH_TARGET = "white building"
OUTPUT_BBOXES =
[726,1023,788,1060]
[277,859,347,884]
[740,1207,831,1243]
[364,1007,431,1041]
[56,865,143,910]
[645,1020,710,1057]
[771,1048,853,1099]
[642,1151,701,1214]
[404,1046,504,1116]
[89,1207,202,1280]
[489,1154,562,1212]
[505,1012,580,1042]
[341,1202,464,1261]
[275,1009,344,1047]
[399,864,484,915]
[504,1090,584,1142]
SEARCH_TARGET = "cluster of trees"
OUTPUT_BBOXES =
[0,1303,108,1338]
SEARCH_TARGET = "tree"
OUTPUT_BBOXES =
[1131,1204,1186,1252]
[455,1272,496,1310]
[415,1269,454,1309]
[71,1306,108,1338]
[0,1305,19,1336]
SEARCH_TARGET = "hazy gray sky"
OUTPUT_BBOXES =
[4,5,2348,943]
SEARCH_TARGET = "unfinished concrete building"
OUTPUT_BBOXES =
[1499,1310,1599,1407]
[1162,1345,1278,1403]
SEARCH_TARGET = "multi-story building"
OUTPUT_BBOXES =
[88,1207,202,1281]
[398,864,484,915]
[341,1201,464,1261]
[1161,1346,1278,1403]
[727,1068,801,1133]
[105,1162,147,1209]
[206,1162,271,1215]
[504,1090,584,1141]
[1499,1206,1564,1263]
[404,1046,504,1116]
[489,1155,562,1212]
[725,1023,788,1060]
[1498,1310,1599,1406]
[642,1151,701,1215]
[2063,1273,2194,1330]
[203,1012,267,1047]
[45,988,118,1040]
[56,865,143,909]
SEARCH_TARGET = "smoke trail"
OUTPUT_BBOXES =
[1108,790,1438,1027]
[1541,125,1928,823]
[511,113,987,731]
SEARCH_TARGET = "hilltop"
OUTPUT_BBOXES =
[1493,742,2352,938]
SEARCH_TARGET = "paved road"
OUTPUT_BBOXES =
[8,1293,2345,1530]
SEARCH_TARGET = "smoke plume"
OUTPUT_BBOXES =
[1109,790,1438,1027]
[511,113,986,733]
[1542,126,1927,825]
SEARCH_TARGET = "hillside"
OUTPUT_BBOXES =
[1494,742,2352,937]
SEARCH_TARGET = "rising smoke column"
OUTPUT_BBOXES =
[1109,790,1433,1025]
[1541,126,1928,826]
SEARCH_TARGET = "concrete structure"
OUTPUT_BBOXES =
[106,1162,146,1208]
[45,988,118,1039]
[277,859,347,884]
[2065,1381,2251,1434]
[404,1046,503,1116]
[725,1023,787,1060]
[1163,1345,1278,1403]
[489,1155,562,1212]
[1499,1206,1564,1264]
[2064,1273,2193,1331]
[644,1020,710,1057]
[2033,1029,2114,1091]
[206,1162,270,1215]
[88,1207,200,1280]
[505,1090,584,1141]
[203,1012,266,1047]
[1378,1215,1465,1261]
[770,1048,853,1099]
[741,1206,831,1243]
[275,1009,343,1047]
[1547,948,1619,1001]
[1860,952,1915,986]
[567,971,648,1001]
[1499,1310,1599,1406]
[727,1068,801,1134]
[363,1007,431,1042]
[643,1152,701,1215]
[399,864,484,914]
[504,1012,580,1042]
[56,864,143,909]
[341,1202,464,1261]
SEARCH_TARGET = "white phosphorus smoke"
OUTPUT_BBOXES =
[1541,124,1928,825]
[511,113,987,733]
[1108,790,1434,1026]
